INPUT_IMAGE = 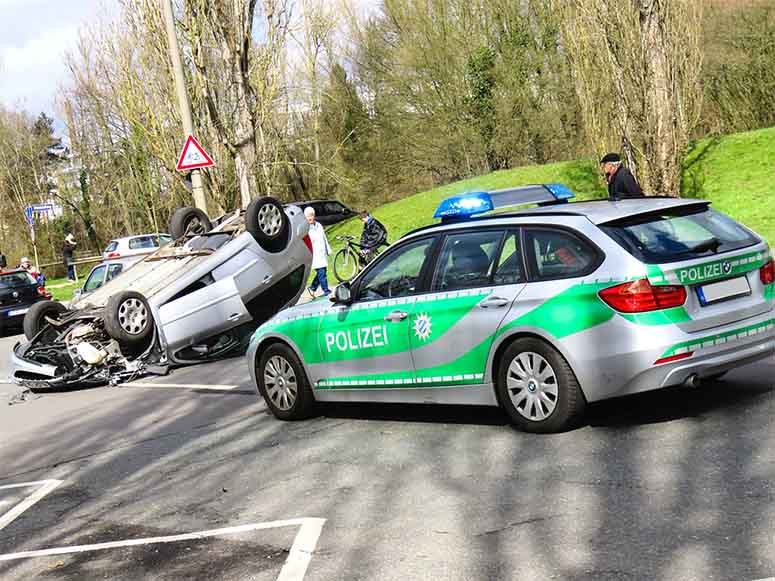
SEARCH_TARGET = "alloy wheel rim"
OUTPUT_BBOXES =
[506,351,559,421]
[264,355,298,411]
[117,298,148,335]
[258,205,283,236]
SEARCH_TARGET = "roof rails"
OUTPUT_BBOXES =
[433,183,574,223]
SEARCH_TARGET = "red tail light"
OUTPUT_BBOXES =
[599,278,687,313]
[654,352,693,366]
[107,252,121,258]
[37,286,47,295]
[760,258,775,285]
[302,235,313,254]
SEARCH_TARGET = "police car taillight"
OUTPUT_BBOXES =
[598,278,687,313]
[760,259,775,285]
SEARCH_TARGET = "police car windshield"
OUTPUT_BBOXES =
[601,207,758,264]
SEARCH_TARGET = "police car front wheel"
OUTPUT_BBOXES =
[257,343,315,420]
[496,338,585,433]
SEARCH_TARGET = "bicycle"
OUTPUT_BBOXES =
[333,235,379,282]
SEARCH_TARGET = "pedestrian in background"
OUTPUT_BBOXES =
[18,256,45,286]
[304,207,332,297]
[62,233,77,281]
[0,252,6,269]
[600,152,644,200]
[358,210,388,264]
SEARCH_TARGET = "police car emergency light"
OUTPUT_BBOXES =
[434,183,575,222]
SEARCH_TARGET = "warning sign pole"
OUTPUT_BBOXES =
[162,0,208,214]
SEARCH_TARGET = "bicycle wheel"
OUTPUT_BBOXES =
[333,248,360,282]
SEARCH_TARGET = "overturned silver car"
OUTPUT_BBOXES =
[10,197,312,388]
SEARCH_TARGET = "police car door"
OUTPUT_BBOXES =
[408,228,527,390]
[314,236,438,391]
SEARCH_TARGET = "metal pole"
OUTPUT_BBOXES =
[161,0,208,214]
[30,223,39,275]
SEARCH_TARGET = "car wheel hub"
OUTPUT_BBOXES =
[264,355,297,411]
[506,351,559,422]
[258,205,283,237]
[117,298,148,335]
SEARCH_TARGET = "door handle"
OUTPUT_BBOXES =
[228,312,242,321]
[479,297,510,309]
[384,310,408,322]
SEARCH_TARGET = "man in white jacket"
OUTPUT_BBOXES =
[304,206,332,297]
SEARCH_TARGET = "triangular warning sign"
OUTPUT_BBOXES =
[176,135,214,171]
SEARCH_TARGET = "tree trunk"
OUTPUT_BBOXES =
[638,0,680,196]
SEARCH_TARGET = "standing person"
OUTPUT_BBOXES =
[304,207,332,298]
[600,153,644,200]
[62,233,77,281]
[0,252,6,269]
[358,210,388,263]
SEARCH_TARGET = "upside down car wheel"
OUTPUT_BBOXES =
[104,290,154,346]
[246,197,290,253]
[23,300,68,340]
[169,206,212,239]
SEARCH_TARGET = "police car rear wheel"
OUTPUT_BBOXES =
[257,344,314,420]
[497,338,585,433]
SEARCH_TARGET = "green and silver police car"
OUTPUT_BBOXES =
[247,185,775,432]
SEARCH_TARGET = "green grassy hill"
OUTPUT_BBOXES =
[325,126,775,272]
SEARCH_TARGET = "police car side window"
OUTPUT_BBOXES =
[493,232,524,285]
[433,230,503,291]
[357,237,434,301]
[526,229,596,280]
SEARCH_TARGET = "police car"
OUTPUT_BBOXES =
[247,185,775,432]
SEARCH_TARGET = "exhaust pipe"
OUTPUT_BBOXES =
[683,374,700,388]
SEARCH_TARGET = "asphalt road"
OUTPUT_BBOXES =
[0,330,773,580]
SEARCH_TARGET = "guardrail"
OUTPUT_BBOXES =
[37,254,104,282]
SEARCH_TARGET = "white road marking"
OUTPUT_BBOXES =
[0,517,326,581]
[126,382,240,391]
[0,480,62,532]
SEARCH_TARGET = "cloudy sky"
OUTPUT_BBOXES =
[0,0,118,119]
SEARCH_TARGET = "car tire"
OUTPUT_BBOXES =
[169,207,212,239]
[23,301,68,340]
[245,197,289,253]
[496,337,585,433]
[256,343,315,420]
[104,291,154,346]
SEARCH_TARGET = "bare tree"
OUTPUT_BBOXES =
[557,0,703,195]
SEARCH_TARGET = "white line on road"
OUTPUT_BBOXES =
[0,517,327,581]
[0,479,62,532]
[126,382,241,391]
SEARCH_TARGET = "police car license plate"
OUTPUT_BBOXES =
[696,276,750,306]
[7,308,29,317]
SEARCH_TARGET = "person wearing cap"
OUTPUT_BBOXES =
[63,233,77,281]
[600,153,643,200]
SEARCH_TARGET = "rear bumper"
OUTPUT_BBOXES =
[572,311,774,402]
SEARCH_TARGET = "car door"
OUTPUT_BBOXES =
[314,235,438,388]
[407,228,527,386]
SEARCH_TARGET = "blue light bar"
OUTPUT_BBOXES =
[434,183,575,221]
[433,191,493,219]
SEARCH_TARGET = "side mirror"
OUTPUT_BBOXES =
[331,283,352,304]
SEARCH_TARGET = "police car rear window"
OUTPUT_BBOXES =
[601,207,758,264]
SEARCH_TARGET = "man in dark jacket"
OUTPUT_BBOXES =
[359,211,388,263]
[600,153,643,200]
[62,233,77,281]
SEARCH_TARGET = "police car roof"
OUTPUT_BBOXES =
[514,197,709,225]
[404,197,709,238]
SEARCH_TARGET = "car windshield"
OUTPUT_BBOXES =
[104,241,118,253]
[0,272,35,288]
[601,207,759,264]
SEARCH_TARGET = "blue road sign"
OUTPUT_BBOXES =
[24,206,34,226]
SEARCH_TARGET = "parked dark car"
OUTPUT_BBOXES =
[0,269,50,335]
[296,199,356,226]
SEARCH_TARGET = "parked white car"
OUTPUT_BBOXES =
[103,233,173,265]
